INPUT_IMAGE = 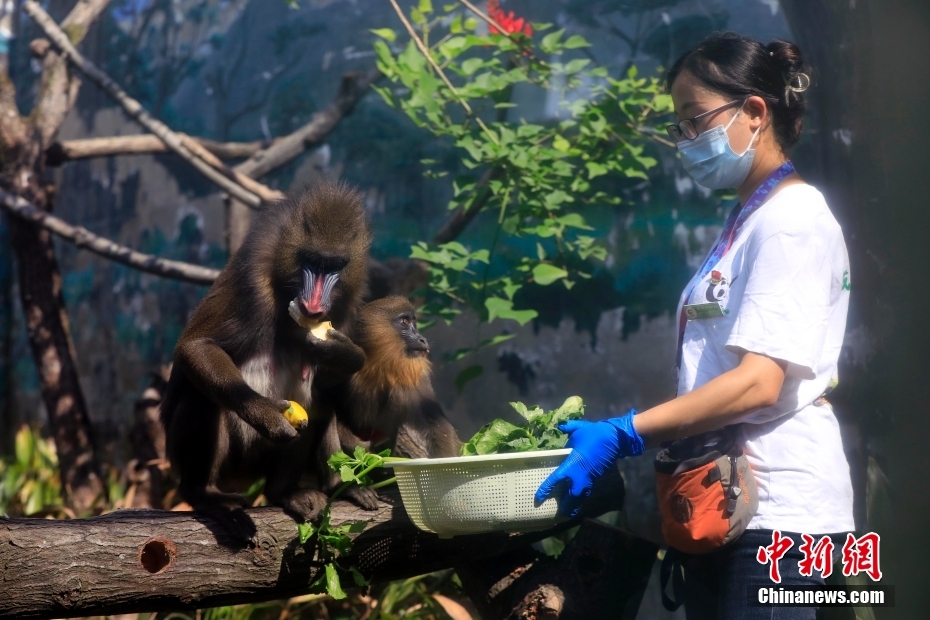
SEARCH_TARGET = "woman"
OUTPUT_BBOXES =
[536,32,854,619]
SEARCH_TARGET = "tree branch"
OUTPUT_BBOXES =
[0,475,623,619]
[46,135,267,166]
[30,0,115,148]
[432,167,500,244]
[0,188,220,285]
[23,1,281,208]
[234,69,382,179]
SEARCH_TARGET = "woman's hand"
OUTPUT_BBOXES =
[534,411,644,517]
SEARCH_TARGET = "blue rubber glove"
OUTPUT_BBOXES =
[534,411,644,517]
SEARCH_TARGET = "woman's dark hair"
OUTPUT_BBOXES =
[666,32,811,151]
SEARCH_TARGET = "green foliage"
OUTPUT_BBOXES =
[461,395,585,455]
[297,448,407,599]
[372,2,673,363]
[0,425,64,517]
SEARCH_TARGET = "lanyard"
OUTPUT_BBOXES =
[676,160,796,359]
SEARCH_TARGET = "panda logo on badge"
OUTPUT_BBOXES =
[705,270,730,304]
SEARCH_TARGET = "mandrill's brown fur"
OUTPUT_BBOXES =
[333,296,462,459]
[160,181,375,542]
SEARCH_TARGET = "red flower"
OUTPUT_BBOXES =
[487,0,533,36]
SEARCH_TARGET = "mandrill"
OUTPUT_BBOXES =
[332,296,462,459]
[160,181,373,542]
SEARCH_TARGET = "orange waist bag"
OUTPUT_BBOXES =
[654,428,758,555]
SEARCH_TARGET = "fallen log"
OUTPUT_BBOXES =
[0,471,624,619]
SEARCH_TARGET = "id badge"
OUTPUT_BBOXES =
[683,302,725,320]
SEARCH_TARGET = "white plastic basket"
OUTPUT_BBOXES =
[388,448,572,538]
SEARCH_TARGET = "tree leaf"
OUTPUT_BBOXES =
[325,564,347,599]
[297,522,316,544]
[370,28,397,42]
[562,35,591,49]
[532,264,568,285]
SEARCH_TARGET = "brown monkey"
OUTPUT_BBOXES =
[160,182,374,542]
[332,296,462,459]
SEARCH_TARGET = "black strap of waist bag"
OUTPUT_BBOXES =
[660,547,686,611]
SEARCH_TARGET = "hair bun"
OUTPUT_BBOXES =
[766,39,811,103]
[766,39,809,82]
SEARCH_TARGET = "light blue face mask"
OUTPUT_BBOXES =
[676,102,761,190]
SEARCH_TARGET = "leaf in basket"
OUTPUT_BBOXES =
[471,419,528,455]
[503,436,535,452]
[551,395,585,425]
[463,396,586,455]
[538,428,569,450]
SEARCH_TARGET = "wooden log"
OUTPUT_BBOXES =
[0,471,623,620]
[456,518,658,620]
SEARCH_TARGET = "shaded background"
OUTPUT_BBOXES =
[0,0,927,616]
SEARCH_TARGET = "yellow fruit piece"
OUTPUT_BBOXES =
[283,400,309,429]
[309,320,333,341]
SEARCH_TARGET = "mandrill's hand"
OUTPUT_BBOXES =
[305,329,366,374]
[240,397,300,443]
[535,411,644,517]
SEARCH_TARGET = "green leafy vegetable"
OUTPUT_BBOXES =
[297,447,408,598]
[461,396,585,456]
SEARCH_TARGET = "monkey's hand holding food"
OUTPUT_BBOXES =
[283,400,310,430]
[288,299,334,340]
[240,397,301,443]
[306,330,366,374]
[461,396,586,456]
[534,410,644,517]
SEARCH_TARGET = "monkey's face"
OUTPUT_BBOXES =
[393,310,429,357]
[293,253,350,321]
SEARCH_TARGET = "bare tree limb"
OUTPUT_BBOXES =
[60,0,114,38]
[225,69,381,252]
[46,135,267,165]
[234,69,382,179]
[23,1,280,208]
[432,167,501,244]
[0,188,220,285]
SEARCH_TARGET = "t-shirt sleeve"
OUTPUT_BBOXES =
[725,217,836,380]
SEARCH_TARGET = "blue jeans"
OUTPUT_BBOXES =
[681,530,826,620]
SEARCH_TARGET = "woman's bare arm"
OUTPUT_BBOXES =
[632,351,787,445]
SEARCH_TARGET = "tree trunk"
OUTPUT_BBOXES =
[0,473,623,620]
[7,180,105,515]
[0,0,116,513]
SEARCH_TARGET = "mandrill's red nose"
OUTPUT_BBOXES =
[301,299,325,319]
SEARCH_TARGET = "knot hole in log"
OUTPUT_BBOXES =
[139,537,177,574]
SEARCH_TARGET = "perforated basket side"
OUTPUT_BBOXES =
[392,451,571,537]
[394,469,436,534]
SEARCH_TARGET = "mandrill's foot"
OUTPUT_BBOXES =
[340,484,381,511]
[275,488,330,523]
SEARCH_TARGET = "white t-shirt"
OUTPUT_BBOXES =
[675,183,855,534]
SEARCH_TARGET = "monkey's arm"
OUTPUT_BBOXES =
[395,396,463,458]
[305,330,366,388]
[174,337,297,442]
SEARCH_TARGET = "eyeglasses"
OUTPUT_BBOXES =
[666,99,745,142]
